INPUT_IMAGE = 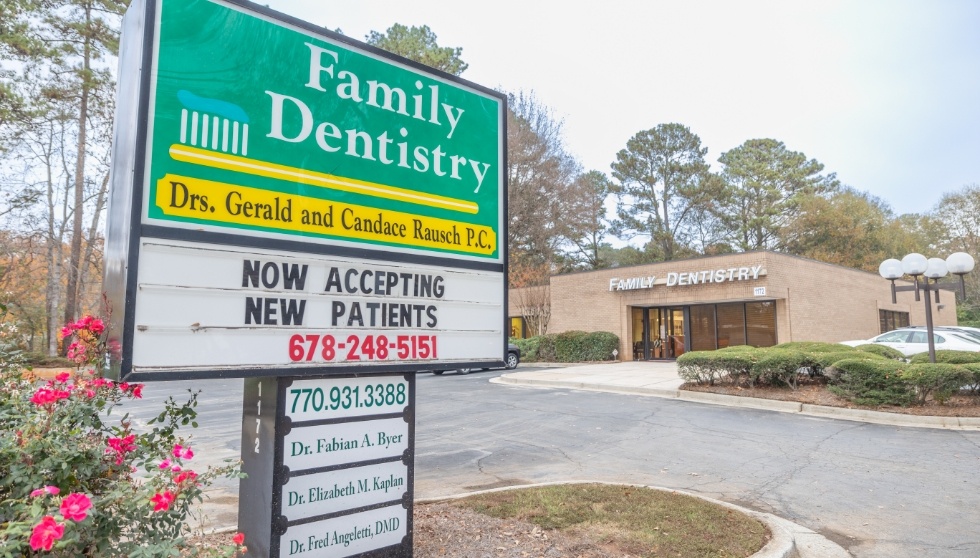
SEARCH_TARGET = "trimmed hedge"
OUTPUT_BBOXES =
[828,359,915,407]
[750,350,807,389]
[511,331,619,363]
[676,341,978,405]
[581,331,620,361]
[909,350,980,365]
[535,335,556,362]
[677,348,769,385]
[960,363,980,394]
[676,351,724,385]
[900,363,973,404]
[811,351,886,378]
[511,336,542,361]
[773,341,854,353]
[853,344,905,360]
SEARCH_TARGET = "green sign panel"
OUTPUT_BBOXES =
[145,0,504,260]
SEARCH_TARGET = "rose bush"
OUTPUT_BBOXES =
[0,313,247,556]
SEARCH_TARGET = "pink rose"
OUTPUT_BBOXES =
[55,372,70,383]
[60,493,92,522]
[159,459,171,469]
[30,486,60,498]
[172,444,193,460]
[29,516,65,551]
[150,491,175,512]
[105,434,138,465]
[174,470,197,485]
[30,388,71,407]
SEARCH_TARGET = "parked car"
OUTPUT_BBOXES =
[840,327,980,356]
[906,325,980,343]
[432,343,521,375]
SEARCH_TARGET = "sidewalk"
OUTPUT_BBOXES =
[492,360,980,431]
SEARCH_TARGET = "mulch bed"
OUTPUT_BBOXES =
[184,504,637,557]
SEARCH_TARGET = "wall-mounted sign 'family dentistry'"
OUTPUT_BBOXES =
[103,0,508,381]
[608,266,766,292]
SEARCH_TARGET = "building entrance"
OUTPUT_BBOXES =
[631,301,779,360]
[631,307,687,360]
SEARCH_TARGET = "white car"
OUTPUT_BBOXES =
[840,328,980,356]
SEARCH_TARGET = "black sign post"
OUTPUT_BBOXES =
[240,373,415,557]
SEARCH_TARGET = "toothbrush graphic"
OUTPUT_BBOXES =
[169,91,478,215]
[177,90,249,156]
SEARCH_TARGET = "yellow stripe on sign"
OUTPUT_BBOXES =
[155,174,496,256]
[169,144,479,215]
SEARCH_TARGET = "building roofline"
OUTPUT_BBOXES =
[551,249,909,283]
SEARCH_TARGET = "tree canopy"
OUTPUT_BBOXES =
[716,138,838,251]
[779,188,927,272]
[365,24,468,76]
[610,123,722,261]
[561,170,613,271]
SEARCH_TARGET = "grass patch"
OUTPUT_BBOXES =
[451,483,769,558]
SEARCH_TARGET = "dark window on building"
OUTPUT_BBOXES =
[717,303,747,348]
[878,310,910,334]
[746,301,777,347]
[690,305,717,351]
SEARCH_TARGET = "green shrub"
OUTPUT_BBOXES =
[750,350,808,389]
[908,350,980,365]
[516,332,620,362]
[536,335,557,362]
[810,351,886,378]
[853,344,905,360]
[551,331,583,362]
[827,359,915,406]
[511,336,541,362]
[0,314,245,555]
[714,348,770,384]
[900,363,973,404]
[677,347,769,385]
[580,331,620,361]
[960,363,980,394]
[717,345,757,352]
[773,341,854,353]
[677,351,724,385]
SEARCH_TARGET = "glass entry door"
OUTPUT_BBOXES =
[631,307,687,360]
[665,308,685,359]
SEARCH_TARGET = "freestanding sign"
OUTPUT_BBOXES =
[104,0,506,556]
[104,0,507,382]
[240,373,415,557]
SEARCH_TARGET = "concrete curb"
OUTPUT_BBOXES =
[416,480,850,558]
[492,375,980,431]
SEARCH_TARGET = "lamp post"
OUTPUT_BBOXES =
[878,252,975,363]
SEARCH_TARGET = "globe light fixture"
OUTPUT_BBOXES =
[878,259,903,280]
[924,258,948,279]
[879,252,975,363]
[901,253,928,276]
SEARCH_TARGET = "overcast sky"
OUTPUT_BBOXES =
[263,0,980,217]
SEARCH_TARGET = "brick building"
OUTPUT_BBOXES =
[508,251,957,361]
